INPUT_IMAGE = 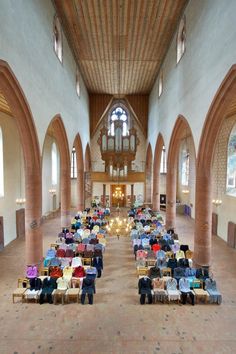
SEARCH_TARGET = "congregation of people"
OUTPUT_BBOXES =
[129,207,222,306]
[13,208,109,305]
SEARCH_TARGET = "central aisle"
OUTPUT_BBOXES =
[96,211,137,306]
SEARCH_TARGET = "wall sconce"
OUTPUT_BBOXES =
[16,197,26,205]
[212,199,222,207]
[49,188,56,195]
[182,189,190,194]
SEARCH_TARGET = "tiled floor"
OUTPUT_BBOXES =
[0,210,236,354]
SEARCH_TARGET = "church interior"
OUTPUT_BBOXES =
[0,0,236,353]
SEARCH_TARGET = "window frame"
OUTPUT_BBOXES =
[53,15,63,64]
[226,124,236,196]
[71,147,77,179]
[176,15,186,65]
[51,142,58,186]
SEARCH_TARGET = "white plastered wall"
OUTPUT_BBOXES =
[0,112,25,245]
[0,0,89,156]
[148,0,236,240]
[149,0,236,156]
[0,0,90,245]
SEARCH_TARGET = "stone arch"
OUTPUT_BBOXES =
[73,133,84,211]
[0,60,42,265]
[166,115,196,230]
[195,64,236,267]
[145,143,153,205]
[152,133,165,211]
[44,115,71,227]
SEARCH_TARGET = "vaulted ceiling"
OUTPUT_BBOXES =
[54,0,188,95]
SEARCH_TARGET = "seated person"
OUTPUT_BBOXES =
[179,277,195,305]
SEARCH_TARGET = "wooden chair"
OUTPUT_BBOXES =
[136,267,148,277]
[82,258,92,266]
[193,281,209,304]
[146,259,156,267]
[52,289,67,305]
[161,267,172,277]
[12,278,30,303]
[40,267,49,276]
[66,288,81,304]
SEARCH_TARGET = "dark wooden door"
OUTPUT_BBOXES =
[111,185,126,207]
[212,213,218,236]
[0,216,4,251]
[227,222,236,248]
[16,208,25,238]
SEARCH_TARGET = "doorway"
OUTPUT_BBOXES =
[111,185,126,207]
[0,216,4,251]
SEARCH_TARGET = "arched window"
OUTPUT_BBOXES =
[53,15,63,63]
[0,127,4,197]
[181,143,189,186]
[158,70,163,98]
[76,68,80,98]
[108,106,129,137]
[71,147,77,178]
[226,124,236,196]
[177,15,186,64]
[160,145,167,173]
[51,142,58,185]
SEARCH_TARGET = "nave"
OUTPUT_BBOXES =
[0,210,236,354]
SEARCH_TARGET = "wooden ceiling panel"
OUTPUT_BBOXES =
[0,92,12,116]
[54,0,188,94]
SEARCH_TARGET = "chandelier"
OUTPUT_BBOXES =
[106,217,132,235]
[112,186,124,199]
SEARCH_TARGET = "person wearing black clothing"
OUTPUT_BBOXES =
[39,277,57,304]
[81,276,96,305]
[138,276,153,305]
[92,256,103,278]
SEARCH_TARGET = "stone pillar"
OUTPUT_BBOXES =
[103,184,106,207]
[131,184,134,206]
[61,169,71,227]
[166,165,176,230]
[77,169,84,212]
[152,173,160,211]
[194,169,212,267]
[25,170,43,265]
[145,170,152,204]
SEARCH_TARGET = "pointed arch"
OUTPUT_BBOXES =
[166,115,196,230]
[0,60,42,265]
[195,64,236,266]
[73,133,84,211]
[145,143,153,204]
[152,133,165,211]
[44,115,71,227]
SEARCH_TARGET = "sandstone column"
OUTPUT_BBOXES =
[194,169,212,267]
[165,164,176,230]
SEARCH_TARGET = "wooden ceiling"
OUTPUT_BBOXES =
[0,92,12,116]
[54,0,188,95]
